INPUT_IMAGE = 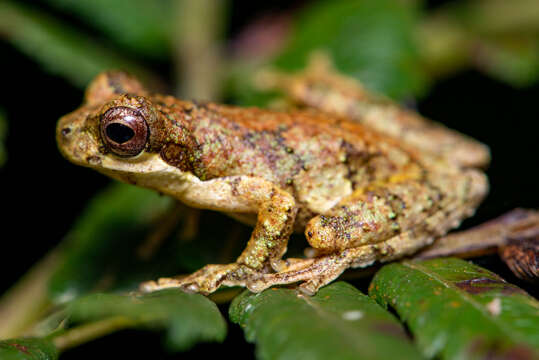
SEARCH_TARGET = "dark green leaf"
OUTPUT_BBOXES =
[48,182,175,302]
[0,338,58,360]
[230,282,423,360]
[68,289,226,351]
[0,1,159,88]
[48,181,251,303]
[370,258,539,359]
[40,0,172,58]
[275,0,426,99]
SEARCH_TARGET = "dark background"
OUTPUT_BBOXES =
[1,0,537,358]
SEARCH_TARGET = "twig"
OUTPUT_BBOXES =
[415,208,539,260]
[52,316,135,352]
[0,249,59,338]
[173,0,227,100]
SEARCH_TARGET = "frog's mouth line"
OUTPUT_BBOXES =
[96,153,198,195]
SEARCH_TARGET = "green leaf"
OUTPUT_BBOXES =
[48,182,175,302]
[275,0,426,99]
[230,282,423,360]
[0,1,159,88]
[0,338,58,360]
[370,258,539,359]
[48,181,250,303]
[67,289,226,351]
[40,0,172,58]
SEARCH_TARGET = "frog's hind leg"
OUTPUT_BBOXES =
[249,167,488,295]
[257,52,491,168]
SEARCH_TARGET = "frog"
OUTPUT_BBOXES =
[56,55,490,295]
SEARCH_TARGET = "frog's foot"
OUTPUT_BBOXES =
[140,263,259,295]
[248,252,355,296]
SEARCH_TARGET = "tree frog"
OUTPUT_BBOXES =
[56,57,490,295]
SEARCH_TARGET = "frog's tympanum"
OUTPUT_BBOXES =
[57,59,490,295]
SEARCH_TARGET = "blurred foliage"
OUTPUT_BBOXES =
[0,1,159,88]
[274,0,426,99]
[48,182,248,304]
[67,289,226,351]
[40,0,172,58]
[48,183,174,303]
[418,0,539,86]
[0,338,58,360]
[370,258,539,359]
[1,0,539,358]
[229,0,426,107]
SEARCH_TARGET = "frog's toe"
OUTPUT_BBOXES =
[139,280,159,293]
[143,263,257,295]
[245,253,353,295]
[139,277,185,293]
[297,277,330,296]
[298,281,318,296]
[180,282,201,294]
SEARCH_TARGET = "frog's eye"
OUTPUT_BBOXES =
[100,106,149,157]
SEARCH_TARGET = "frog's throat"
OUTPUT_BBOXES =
[98,152,199,199]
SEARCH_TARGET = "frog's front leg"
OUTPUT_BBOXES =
[140,176,297,295]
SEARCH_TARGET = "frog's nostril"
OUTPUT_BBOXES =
[61,127,72,136]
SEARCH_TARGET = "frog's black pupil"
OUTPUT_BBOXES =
[106,123,135,144]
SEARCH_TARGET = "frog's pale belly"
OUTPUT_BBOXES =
[57,70,489,295]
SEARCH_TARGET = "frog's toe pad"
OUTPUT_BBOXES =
[139,280,159,293]
[139,277,189,293]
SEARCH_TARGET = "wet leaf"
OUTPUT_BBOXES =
[370,258,539,359]
[0,1,158,88]
[41,0,172,58]
[230,282,423,360]
[67,289,226,351]
[0,338,58,360]
[275,0,426,99]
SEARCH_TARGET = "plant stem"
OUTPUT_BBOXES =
[52,316,135,352]
[0,249,60,338]
[173,0,228,100]
[416,208,539,260]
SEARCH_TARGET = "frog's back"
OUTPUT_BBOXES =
[167,101,417,216]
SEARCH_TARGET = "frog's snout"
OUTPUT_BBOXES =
[56,114,103,167]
